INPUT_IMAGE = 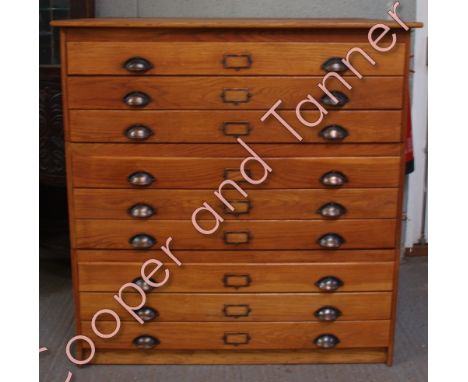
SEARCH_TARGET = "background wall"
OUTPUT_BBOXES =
[96,0,416,19]
[404,0,428,249]
[94,0,427,249]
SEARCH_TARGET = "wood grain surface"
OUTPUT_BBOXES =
[67,76,404,110]
[81,320,391,350]
[79,292,392,321]
[71,154,401,189]
[76,249,397,263]
[78,261,394,292]
[67,42,406,75]
[69,110,402,143]
[51,18,423,29]
[73,188,399,220]
[73,219,397,250]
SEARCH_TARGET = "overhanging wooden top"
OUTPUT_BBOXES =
[51,18,423,29]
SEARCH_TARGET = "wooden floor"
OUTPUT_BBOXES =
[39,249,427,382]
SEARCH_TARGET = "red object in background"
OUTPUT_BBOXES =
[406,94,414,174]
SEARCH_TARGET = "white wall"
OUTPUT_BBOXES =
[96,0,416,19]
[404,0,428,247]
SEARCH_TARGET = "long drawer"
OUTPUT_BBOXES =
[69,142,402,157]
[79,292,392,321]
[76,249,397,263]
[71,156,401,189]
[78,262,394,292]
[67,76,404,110]
[74,219,397,250]
[73,188,399,220]
[81,321,391,350]
[67,41,406,75]
[69,110,402,143]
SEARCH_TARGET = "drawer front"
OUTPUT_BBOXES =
[80,292,392,321]
[67,76,404,110]
[71,156,401,189]
[81,321,391,350]
[69,143,401,158]
[73,188,399,220]
[78,262,394,292]
[69,110,402,143]
[74,219,397,250]
[76,249,397,264]
[67,41,406,75]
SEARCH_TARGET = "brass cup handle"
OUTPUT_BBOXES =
[318,233,345,249]
[123,91,151,107]
[123,57,153,73]
[220,88,252,105]
[132,277,155,293]
[314,334,340,349]
[223,274,252,289]
[223,304,252,319]
[320,91,349,107]
[133,335,160,349]
[317,203,347,219]
[315,276,344,292]
[129,234,156,249]
[314,306,342,322]
[319,125,349,141]
[222,54,253,70]
[321,57,347,73]
[134,307,159,322]
[128,203,156,219]
[320,171,348,187]
[128,171,155,187]
[223,332,251,346]
[125,125,154,141]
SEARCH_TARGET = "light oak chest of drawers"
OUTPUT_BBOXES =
[52,18,422,365]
